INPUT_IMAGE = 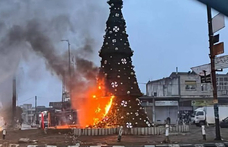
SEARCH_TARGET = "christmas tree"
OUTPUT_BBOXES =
[98,0,152,128]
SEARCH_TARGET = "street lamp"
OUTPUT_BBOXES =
[61,39,71,104]
[61,39,71,77]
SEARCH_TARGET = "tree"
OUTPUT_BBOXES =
[98,0,151,128]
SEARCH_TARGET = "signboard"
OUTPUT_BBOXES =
[191,55,228,75]
[213,99,218,104]
[213,34,219,44]
[200,74,211,83]
[214,55,228,69]
[155,101,178,106]
[191,100,213,106]
[191,64,211,76]
[213,42,224,56]
[212,13,225,33]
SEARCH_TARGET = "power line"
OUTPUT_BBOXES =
[17,97,34,105]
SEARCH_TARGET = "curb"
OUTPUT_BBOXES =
[15,142,227,147]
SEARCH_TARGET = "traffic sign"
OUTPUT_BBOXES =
[213,34,219,44]
[200,74,211,83]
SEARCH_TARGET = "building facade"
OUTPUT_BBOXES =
[20,104,35,124]
[141,72,228,124]
[20,104,48,125]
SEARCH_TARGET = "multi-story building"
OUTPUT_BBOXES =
[20,104,32,110]
[216,74,228,96]
[20,104,48,124]
[140,71,228,124]
[20,104,35,124]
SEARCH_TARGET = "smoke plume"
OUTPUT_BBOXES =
[0,0,108,112]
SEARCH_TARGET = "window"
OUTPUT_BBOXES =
[221,90,227,95]
[219,77,223,81]
[201,84,208,91]
[185,80,196,90]
[196,111,204,116]
[219,83,224,90]
[224,117,228,122]
[218,86,221,90]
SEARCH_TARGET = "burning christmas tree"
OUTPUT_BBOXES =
[98,0,152,128]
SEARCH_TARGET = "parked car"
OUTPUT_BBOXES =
[220,117,228,128]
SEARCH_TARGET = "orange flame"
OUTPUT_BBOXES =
[71,79,114,128]
[105,95,114,115]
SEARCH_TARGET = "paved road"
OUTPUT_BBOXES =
[0,125,227,146]
[75,125,228,146]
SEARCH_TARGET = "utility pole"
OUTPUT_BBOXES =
[35,96,39,124]
[12,77,17,125]
[61,39,72,102]
[61,39,71,77]
[207,5,221,140]
[67,41,71,78]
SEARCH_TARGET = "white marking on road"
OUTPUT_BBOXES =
[144,145,155,147]
[195,144,204,147]
[27,145,38,147]
[172,144,180,147]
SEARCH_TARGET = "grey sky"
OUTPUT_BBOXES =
[0,0,227,107]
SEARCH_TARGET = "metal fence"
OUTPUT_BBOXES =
[73,125,189,136]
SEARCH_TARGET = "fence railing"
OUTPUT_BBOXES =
[73,125,189,136]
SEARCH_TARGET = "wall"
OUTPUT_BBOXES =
[146,77,179,97]
[147,73,213,98]
[179,74,212,97]
[217,74,228,96]
[20,104,32,110]
[21,108,35,124]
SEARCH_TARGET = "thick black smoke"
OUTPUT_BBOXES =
[0,0,108,113]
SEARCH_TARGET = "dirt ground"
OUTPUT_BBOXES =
[0,125,227,146]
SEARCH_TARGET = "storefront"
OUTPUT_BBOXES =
[154,100,179,124]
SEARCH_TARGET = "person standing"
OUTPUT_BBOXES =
[2,123,6,140]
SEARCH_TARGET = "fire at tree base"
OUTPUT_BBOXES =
[45,96,152,130]
[94,97,152,128]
